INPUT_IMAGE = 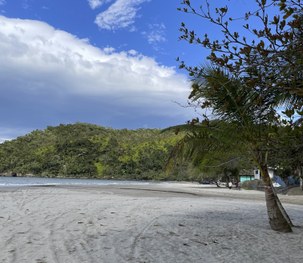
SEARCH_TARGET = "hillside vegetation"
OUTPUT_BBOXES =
[0,123,191,181]
[1,122,300,182]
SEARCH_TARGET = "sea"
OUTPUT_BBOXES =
[0,176,152,188]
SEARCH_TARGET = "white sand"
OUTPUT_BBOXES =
[0,183,303,263]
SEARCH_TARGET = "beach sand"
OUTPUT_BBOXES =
[0,183,303,263]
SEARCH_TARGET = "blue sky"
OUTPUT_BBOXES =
[0,0,262,141]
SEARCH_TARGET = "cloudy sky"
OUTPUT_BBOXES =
[0,0,256,141]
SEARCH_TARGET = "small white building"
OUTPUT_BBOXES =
[240,168,275,183]
[254,167,275,180]
[253,168,274,180]
[249,168,286,187]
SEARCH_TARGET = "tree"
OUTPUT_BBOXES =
[177,0,303,232]
[270,125,303,187]
[164,120,252,183]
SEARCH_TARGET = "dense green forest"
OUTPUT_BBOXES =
[0,122,301,182]
[0,123,191,180]
[0,121,302,184]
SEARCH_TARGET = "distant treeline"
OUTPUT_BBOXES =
[0,123,195,181]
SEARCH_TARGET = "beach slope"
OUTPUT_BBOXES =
[0,183,303,263]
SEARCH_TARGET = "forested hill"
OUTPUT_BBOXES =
[0,123,187,180]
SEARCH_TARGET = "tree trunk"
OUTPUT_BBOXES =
[272,182,294,227]
[260,165,292,232]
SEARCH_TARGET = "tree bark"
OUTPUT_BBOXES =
[272,182,294,227]
[260,165,292,232]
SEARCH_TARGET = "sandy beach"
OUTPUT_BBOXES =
[1,183,303,263]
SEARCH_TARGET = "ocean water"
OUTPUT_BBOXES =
[0,176,151,187]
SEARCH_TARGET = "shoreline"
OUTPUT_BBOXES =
[1,183,303,262]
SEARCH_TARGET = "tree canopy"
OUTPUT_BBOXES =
[0,123,182,181]
[175,0,303,232]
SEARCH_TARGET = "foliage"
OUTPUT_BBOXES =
[176,0,303,232]
[0,123,181,180]
[268,125,303,178]
[0,121,301,186]
[179,0,303,121]
[165,120,256,182]
[177,0,303,174]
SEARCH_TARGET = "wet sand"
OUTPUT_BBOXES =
[1,183,303,263]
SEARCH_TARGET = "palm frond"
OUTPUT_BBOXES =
[164,120,245,173]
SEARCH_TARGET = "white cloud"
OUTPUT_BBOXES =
[0,126,29,143]
[143,23,167,46]
[0,136,10,143]
[0,137,11,143]
[0,16,192,132]
[88,0,111,10]
[95,0,150,30]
